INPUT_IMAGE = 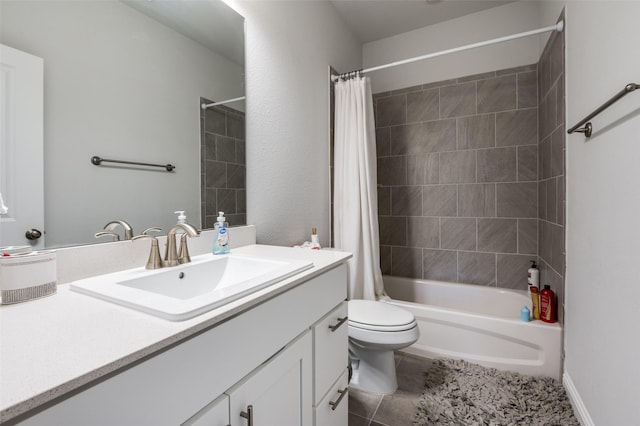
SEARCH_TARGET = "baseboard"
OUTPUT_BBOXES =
[563,371,595,426]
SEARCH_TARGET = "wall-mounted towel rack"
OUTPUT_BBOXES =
[568,83,639,137]
[91,156,175,172]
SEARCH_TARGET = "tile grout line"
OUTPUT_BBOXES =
[369,394,385,425]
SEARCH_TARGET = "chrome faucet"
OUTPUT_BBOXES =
[103,220,134,240]
[164,223,200,267]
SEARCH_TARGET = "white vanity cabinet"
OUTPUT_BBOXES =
[14,263,347,426]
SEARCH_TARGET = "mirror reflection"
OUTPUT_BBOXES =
[0,0,245,249]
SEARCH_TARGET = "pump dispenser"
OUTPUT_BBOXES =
[527,260,539,294]
[174,211,187,234]
[175,211,186,224]
[212,212,230,254]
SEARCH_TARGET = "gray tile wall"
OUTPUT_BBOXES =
[374,64,540,288]
[200,98,246,228]
[537,13,566,323]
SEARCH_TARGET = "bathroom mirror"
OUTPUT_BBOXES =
[0,0,245,249]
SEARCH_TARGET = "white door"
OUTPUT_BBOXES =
[0,44,45,249]
[227,331,313,426]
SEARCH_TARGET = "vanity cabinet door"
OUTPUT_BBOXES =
[181,394,229,426]
[227,331,312,426]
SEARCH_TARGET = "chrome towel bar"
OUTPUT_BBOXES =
[91,156,175,172]
[568,83,639,137]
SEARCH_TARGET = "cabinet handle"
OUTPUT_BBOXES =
[329,387,348,411]
[328,316,348,332]
[240,404,253,426]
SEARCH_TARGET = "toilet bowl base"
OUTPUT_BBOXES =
[349,343,398,395]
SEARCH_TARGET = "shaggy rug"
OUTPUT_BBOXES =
[414,359,579,426]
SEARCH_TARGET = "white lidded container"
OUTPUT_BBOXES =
[0,250,57,304]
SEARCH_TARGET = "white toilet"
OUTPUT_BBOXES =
[348,299,419,394]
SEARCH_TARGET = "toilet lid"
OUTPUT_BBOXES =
[348,300,416,332]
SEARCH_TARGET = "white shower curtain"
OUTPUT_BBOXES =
[333,75,385,301]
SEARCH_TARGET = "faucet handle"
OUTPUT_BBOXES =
[141,227,162,236]
[132,235,163,269]
[95,231,120,241]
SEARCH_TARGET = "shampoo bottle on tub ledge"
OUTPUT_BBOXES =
[540,285,557,323]
[212,212,230,255]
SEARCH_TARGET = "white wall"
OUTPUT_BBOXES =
[1,1,243,247]
[363,1,543,93]
[561,1,640,424]
[226,0,362,246]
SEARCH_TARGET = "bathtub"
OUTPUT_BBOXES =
[382,276,562,380]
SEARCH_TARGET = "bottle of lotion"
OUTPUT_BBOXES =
[212,212,230,255]
[527,260,539,295]
[527,260,540,320]
[540,285,557,323]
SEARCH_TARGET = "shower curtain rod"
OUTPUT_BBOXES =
[332,20,564,82]
[201,96,246,110]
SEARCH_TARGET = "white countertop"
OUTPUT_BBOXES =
[0,245,351,423]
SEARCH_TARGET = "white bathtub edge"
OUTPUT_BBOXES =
[563,371,594,426]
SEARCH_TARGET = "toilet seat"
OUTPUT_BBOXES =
[348,299,416,332]
[349,320,416,332]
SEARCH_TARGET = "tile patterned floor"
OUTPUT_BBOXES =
[348,352,434,426]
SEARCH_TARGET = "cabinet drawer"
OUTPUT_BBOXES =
[314,369,348,426]
[313,301,348,404]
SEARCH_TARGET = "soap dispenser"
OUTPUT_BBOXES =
[174,211,187,234]
[175,210,187,225]
[212,212,230,254]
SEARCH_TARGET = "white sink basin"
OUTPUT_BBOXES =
[70,253,313,321]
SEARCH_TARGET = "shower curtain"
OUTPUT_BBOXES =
[333,75,385,300]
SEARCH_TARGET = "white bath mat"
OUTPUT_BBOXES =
[414,359,579,426]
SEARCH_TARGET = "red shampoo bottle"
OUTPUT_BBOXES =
[540,285,557,323]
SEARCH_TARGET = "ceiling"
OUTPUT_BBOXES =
[330,0,516,43]
[121,0,245,65]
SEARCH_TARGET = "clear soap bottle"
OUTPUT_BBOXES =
[212,212,230,254]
